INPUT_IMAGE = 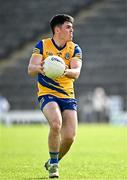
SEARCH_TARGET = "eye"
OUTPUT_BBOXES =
[67,25,72,29]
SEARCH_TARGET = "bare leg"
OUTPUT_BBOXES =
[59,110,78,160]
[43,102,62,152]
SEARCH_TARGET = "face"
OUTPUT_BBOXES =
[56,21,74,42]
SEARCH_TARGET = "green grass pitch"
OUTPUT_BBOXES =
[0,124,126,179]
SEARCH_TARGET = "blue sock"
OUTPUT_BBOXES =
[49,152,59,164]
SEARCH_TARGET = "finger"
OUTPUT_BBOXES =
[41,61,45,67]
[39,70,45,75]
[65,65,69,70]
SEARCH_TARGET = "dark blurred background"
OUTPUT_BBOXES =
[0,0,127,124]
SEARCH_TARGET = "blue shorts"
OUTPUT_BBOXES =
[38,95,77,112]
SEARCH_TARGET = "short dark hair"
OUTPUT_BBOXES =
[50,14,74,34]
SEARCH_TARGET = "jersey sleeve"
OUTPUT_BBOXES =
[32,40,43,55]
[73,44,82,60]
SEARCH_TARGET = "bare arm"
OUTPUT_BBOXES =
[28,54,44,77]
[64,58,82,79]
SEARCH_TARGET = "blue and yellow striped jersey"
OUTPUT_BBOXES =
[32,38,82,99]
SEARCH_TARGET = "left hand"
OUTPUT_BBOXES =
[63,65,69,76]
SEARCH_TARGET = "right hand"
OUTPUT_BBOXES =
[28,54,45,76]
[37,61,45,75]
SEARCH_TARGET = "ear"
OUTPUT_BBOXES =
[54,26,60,34]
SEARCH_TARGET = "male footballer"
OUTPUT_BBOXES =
[28,14,82,178]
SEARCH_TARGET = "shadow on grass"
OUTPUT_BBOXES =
[25,177,48,180]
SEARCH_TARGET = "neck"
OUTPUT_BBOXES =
[52,35,66,48]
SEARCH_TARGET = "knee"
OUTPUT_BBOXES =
[50,121,61,133]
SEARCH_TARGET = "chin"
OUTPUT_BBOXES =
[68,37,73,41]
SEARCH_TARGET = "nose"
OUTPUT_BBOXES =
[70,28,73,33]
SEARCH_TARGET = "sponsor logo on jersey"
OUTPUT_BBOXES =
[46,52,53,56]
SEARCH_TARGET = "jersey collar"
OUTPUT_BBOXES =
[51,38,66,51]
